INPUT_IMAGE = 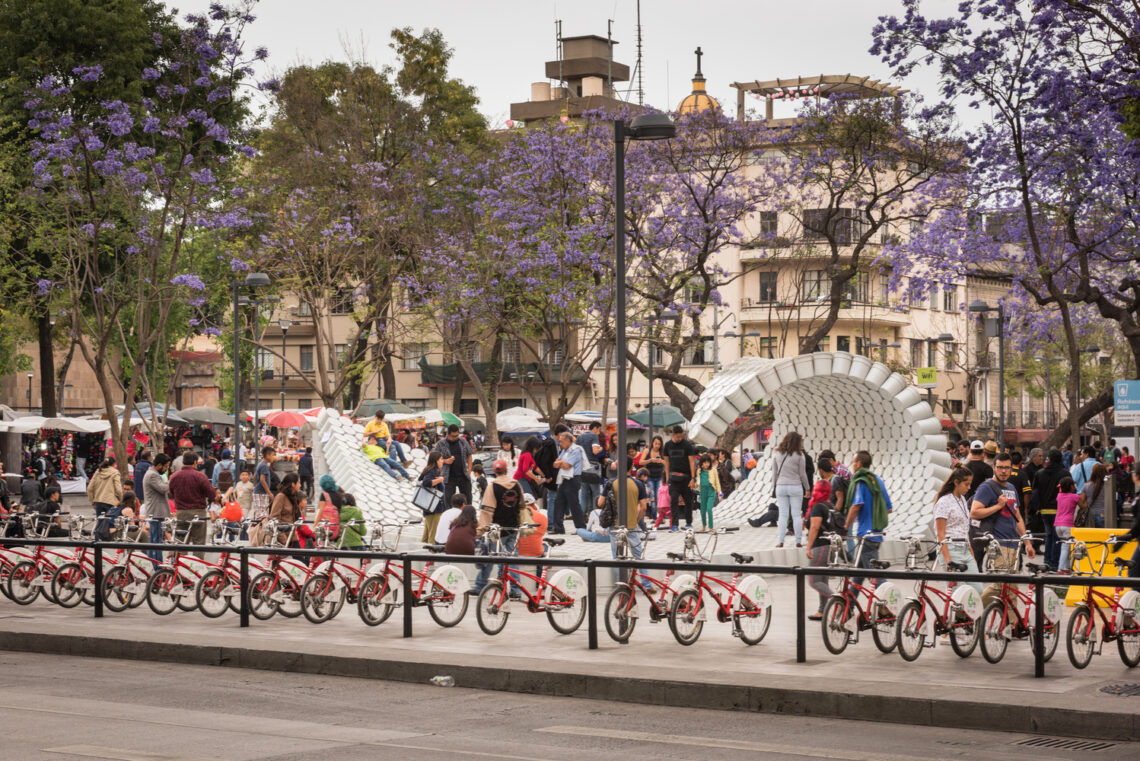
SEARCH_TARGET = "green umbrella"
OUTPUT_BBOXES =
[424,409,464,427]
[359,398,415,416]
[629,404,687,429]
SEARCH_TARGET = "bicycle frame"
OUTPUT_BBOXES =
[1067,540,1140,648]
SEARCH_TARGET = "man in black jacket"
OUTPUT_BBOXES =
[1032,449,1068,570]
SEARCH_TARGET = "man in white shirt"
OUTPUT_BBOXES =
[434,494,465,545]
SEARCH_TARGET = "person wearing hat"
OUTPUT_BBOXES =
[517,491,548,560]
[982,440,999,467]
[964,440,993,503]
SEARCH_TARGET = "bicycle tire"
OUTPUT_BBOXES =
[669,588,704,646]
[50,562,86,608]
[476,581,509,636]
[979,602,1009,664]
[37,561,58,605]
[146,568,179,616]
[733,574,771,646]
[546,583,587,636]
[6,561,40,605]
[246,571,281,621]
[1030,616,1059,663]
[0,560,11,599]
[300,573,342,624]
[1066,605,1095,669]
[948,611,979,658]
[357,574,396,626]
[821,595,851,655]
[427,581,468,629]
[895,600,925,662]
[870,605,898,654]
[604,584,637,644]
[195,569,231,619]
[275,574,303,618]
[101,566,134,613]
[1117,616,1140,668]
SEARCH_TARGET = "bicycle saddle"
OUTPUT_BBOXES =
[544,537,565,547]
[731,552,754,564]
[666,552,685,561]
[868,559,891,570]
[422,544,446,553]
[1024,561,1048,573]
[947,561,968,573]
[1115,557,1134,569]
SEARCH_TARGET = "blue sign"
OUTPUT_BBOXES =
[1114,380,1140,425]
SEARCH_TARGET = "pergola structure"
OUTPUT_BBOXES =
[730,74,907,121]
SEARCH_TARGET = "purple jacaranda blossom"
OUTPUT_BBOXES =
[171,274,206,290]
[35,279,52,296]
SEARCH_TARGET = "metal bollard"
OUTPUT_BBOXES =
[587,561,598,650]
[93,542,104,619]
[239,548,250,628]
[402,553,413,638]
[794,567,806,663]
[1034,580,1045,678]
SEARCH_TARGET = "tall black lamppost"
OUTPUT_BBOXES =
[615,114,675,515]
[924,333,955,412]
[645,309,679,445]
[969,300,1005,446]
[232,272,270,464]
[278,319,292,410]
[26,372,33,411]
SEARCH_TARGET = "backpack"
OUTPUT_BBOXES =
[492,482,522,527]
[216,463,234,493]
[316,499,341,541]
[823,505,847,536]
[599,489,618,529]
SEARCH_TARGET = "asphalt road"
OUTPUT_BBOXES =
[0,652,1136,761]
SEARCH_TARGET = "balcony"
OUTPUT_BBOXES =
[740,299,912,326]
[418,358,588,387]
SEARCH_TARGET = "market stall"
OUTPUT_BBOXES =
[2,416,112,492]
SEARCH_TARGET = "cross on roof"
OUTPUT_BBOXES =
[694,46,703,77]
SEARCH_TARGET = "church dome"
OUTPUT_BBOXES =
[677,46,720,114]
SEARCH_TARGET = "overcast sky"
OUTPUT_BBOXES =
[181,0,968,126]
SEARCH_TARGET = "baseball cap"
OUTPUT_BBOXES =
[970,440,984,451]
[493,459,509,473]
[523,492,536,505]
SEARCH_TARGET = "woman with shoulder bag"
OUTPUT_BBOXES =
[418,452,446,542]
[932,466,982,592]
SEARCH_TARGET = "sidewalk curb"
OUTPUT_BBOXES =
[1,630,1135,741]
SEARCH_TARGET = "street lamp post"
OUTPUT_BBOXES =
[723,330,762,358]
[970,300,1006,445]
[278,319,292,410]
[26,372,33,411]
[232,273,271,469]
[615,114,675,522]
[924,333,955,411]
[646,310,679,445]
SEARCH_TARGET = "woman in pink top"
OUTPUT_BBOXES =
[1055,476,1081,571]
[513,437,545,498]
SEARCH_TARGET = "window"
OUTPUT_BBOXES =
[910,339,924,368]
[256,347,274,373]
[930,286,940,311]
[296,301,312,317]
[683,281,705,304]
[683,336,714,366]
[758,211,778,238]
[840,274,869,304]
[602,344,621,367]
[401,398,428,411]
[909,219,923,240]
[647,343,666,364]
[300,345,314,372]
[329,343,347,368]
[331,289,354,314]
[813,337,830,353]
[402,343,428,371]
[757,271,778,303]
[540,340,563,367]
[943,342,959,370]
[836,335,850,353]
[803,207,866,244]
[458,399,479,415]
[757,337,777,358]
[801,270,827,302]
[945,399,964,415]
[755,148,787,166]
[942,286,958,312]
[502,337,521,364]
[297,398,311,409]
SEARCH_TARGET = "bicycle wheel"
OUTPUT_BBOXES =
[101,566,134,613]
[895,601,925,662]
[246,572,281,621]
[948,613,979,658]
[870,606,898,654]
[604,584,638,644]
[146,568,179,616]
[6,561,39,604]
[1117,616,1140,668]
[300,573,341,624]
[821,596,851,655]
[50,562,86,609]
[669,588,704,646]
[357,574,396,626]
[275,574,303,618]
[1030,616,1059,663]
[476,581,509,636]
[427,582,469,628]
[195,569,232,619]
[1066,605,1095,669]
[546,581,587,635]
[173,572,198,612]
[734,600,771,646]
[0,561,11,600]
[979,602,1009,664]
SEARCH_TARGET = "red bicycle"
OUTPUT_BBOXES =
[820,533,902,655]
[603,526,698,644]
[1064,537,1140,668]
[977,533,1061,664]
[894,537,983,661]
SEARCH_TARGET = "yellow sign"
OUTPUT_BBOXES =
[916,367,937,388]
[1064,528,1137,606]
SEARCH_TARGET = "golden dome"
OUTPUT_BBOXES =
[677,46,720,114]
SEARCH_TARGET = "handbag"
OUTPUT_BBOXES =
[412,484,444,515]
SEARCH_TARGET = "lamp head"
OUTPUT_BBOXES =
[967,299,990,313]
[936,333,955,342]
[628,113,676,141]
[723,331,737,338]
[886,342,902,349]
[244,272,271,288]
[1084,345,1101,354]
[658,309,680,321]
[746,331,762,337]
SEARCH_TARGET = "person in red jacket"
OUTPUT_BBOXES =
[167,451,217,553]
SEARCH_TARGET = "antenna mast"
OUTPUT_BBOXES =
[607,19,613,95]
[636,0,644,105]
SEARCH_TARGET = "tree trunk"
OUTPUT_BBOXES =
[451,360,466,414]
[36,312,57,417]
[1040,386,1113,451]
[54,339,77,414]
[714,410,771,451]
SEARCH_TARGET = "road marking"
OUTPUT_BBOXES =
[537,726,981,761]
[44,746,222,761]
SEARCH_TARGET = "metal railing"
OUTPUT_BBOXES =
[3,533,1139,680]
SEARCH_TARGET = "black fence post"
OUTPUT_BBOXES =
[402,553,413,638]
[795,567,806,663]
[1034,579,1045,678]
[587,561,598,650]
[92,542,104,619]
[239,548,250,628]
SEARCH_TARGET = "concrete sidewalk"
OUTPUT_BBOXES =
[2,577,1138,741]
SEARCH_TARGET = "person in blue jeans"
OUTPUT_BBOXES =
[845,450,893,588]
[142,454,171,566]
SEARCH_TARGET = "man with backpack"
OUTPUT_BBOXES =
[472,460,525,597]
[211,449,237,493]
[600,458,649,587]
[972,452,1034,604]
[845,450,893,588]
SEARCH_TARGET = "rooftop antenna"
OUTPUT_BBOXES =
[556,19,563,89]
[607,19,613,96]
[636,0,644,105]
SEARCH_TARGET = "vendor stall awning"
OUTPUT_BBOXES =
[0,416,110,434]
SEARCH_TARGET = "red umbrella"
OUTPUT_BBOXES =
[264,410,309,428]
